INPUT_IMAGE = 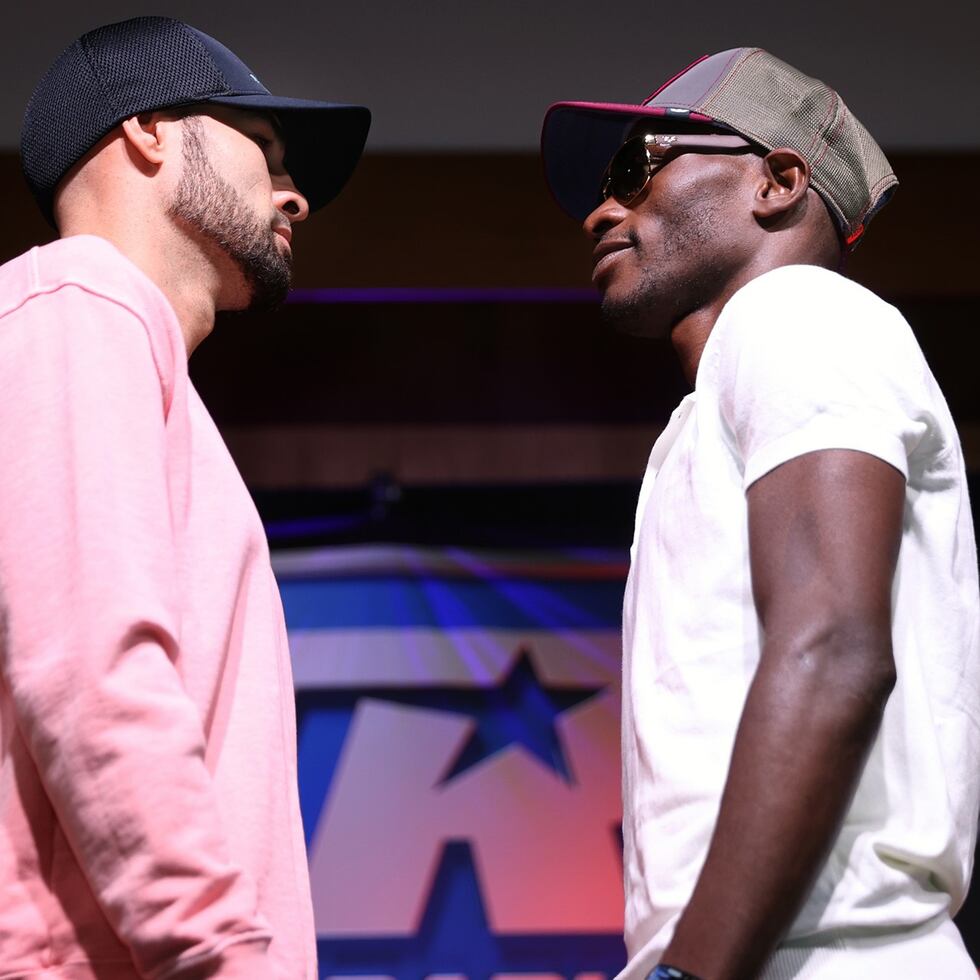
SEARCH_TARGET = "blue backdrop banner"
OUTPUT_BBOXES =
[275,544,630,980]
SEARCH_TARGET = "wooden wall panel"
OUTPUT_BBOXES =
[2,151,978,294]
[1,151,977,487]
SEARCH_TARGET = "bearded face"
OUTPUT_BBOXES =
[168,114,292,313]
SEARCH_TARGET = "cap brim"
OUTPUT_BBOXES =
[541,101,720,221]
[208,93,371,213]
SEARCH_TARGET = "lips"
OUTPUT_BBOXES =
[592,238,632,281]
[273,223,292,246]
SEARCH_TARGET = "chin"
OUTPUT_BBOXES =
[599,290,672,339]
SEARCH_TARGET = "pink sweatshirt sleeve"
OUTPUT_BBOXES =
[0,285,272,978]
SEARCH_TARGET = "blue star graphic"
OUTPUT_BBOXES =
[295,648,603,845]
[437,648,601,783]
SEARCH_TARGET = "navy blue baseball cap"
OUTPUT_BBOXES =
[21,16,371,226]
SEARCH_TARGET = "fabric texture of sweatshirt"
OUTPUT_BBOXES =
[0,236,316,979]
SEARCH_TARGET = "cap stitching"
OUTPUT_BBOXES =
[700,48,764,115]
[179,23,234,96]
[805,92,840,161]
[648,48,748,114]
[78,36,122,117]
[866,173,897,196]
[857,172,899,222]
[816,102,871,229]
[643,53,710,104]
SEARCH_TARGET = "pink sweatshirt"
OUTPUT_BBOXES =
[0,236,316,978]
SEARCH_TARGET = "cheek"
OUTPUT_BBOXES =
[640,172,734,252]
[228,164,275,212]
[250,167,274,196]
[219,142,273,197]
[630,208,671,257]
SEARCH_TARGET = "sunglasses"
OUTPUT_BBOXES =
[600,132,757,207]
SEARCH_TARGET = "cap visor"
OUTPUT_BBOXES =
[541,101,718,221]
[208,94,371,212]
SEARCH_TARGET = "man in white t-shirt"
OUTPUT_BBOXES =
[541,48,980,979]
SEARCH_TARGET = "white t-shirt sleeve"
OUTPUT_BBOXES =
[714,266,939,489]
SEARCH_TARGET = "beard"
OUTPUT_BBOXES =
[598,197,727,339]
[168,116,291,312]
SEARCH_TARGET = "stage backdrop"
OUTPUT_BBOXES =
[276,543,980,979]
[277,544,629,978]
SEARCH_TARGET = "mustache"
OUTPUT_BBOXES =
[598,227,642,252]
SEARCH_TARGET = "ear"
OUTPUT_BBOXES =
[752,147,811,227]
[119,113,179,170]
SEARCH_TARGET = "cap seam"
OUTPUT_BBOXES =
[814,102,870,228]
[179,23,234,97]
[699,48,764,116]
[805,92,841,161]
[866,172,897,197]
[78,36,122,117]
[856,172,898,223]
[644,53,711,104]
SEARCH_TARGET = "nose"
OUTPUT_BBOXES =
[583,195,628,241]
[273,177,310,225]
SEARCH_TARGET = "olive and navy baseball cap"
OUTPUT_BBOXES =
[21,16,371,226]
[541,47,897,248]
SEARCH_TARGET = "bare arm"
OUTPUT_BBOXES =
[660,448,905,980]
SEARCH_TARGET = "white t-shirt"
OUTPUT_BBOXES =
[620,264,980,977]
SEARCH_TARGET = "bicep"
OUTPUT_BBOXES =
[746,449,905,645]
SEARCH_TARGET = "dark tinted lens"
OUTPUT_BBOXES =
[608,139,652,203]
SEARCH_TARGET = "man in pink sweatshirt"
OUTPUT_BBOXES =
[0,17,370,978]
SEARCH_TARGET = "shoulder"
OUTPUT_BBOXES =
[0,236,172,322]
[708,265,921,378]
[731,263,874,300]
[0,236,184,395]
[703,267,950,483]
[723,265,900,329]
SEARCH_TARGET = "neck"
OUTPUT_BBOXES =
[670,250,822,386]
[670,307,717,388]
[668,272,750,388]
[58,210,223,356]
